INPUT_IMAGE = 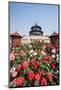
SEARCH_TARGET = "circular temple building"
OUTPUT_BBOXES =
[29,24,43,36]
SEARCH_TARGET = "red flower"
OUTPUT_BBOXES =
[47,72,53,81]
[33,63,38,70]
[40,78,47,86]
[51,64,56,69]
[30,58,35,64]
[47,56,52,63]
[35,74,40,81]
[14,77,24,86]
[22,60,29,69]
[16,64,21,72]
[27,71,34,81]
[41,56,46,62]
[38,70,43,77]
[36,61,39,65]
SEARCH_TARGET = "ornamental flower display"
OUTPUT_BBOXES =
[9,41,59,88]
[9,31,60,87]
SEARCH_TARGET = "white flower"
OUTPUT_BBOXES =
[41,50,46,56]
[57,54,59,57]
[51,55,55,59]
[10,81,16,87]
[12,71,17,78]
[57,55,59,60]
[28,58,30,62]
[43,45,46,50]
[33,52,37,56]
[51,49,56,53]
[55,70,59,75]
[56,70,59,73]
[56,54,59,63]
[29,49,34,55]
[28,45,32,48]
[10,67,16,74]
[30,54,33,57]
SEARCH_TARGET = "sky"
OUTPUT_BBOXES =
[9,2,59,36]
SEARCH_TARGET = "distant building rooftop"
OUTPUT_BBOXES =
[10,32,22,38]
[49,31,59,37]
[29,23,43,36]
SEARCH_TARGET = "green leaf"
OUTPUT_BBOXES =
[50,69,55,74]
[23,80,29,86]
[17,58,22,64]
[45,67,50,71]
[24,67,31,74]
[50,80,56,85]
[52,74,58,79]
[40,54,44,59]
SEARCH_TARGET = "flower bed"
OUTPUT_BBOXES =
[9,42,59,87]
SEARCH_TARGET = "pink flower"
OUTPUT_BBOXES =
[40,78,47,86]
[10,67,16,74]
[20,50,26,56]
[12,71,17,78]
[34,80,39,86]
[47,56,52,63]
[10,52,15,61]
[51,48,56,53]
[51,64,56,69]
[51,55,55,59]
